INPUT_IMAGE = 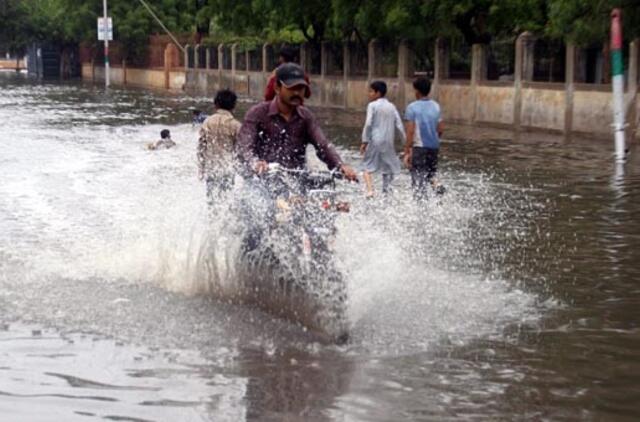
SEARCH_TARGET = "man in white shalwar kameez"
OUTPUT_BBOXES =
[360,81,406,197]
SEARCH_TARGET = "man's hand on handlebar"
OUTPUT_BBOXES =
[339,164,358,182]
[255,160,358,182]
[255,160,269,174]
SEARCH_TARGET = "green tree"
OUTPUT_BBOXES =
[332,0,546,46]
[547,0,640,45]
[54,0,206,63]
[0,0,31,56]
[205,0,328,47]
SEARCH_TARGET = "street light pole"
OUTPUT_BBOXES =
[103,0,110,87]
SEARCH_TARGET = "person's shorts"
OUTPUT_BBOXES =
[411,147,439,180]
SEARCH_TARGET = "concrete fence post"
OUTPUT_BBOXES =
[163,44,171,89]
[205,48,210,70]
[523,37,535,82]
[433,38,449,100]
[565,42,577,139]
[367,39,378,82]
[514,32,535,129]
[397,40,411,106]
[246,48,251,95]
[470,43,488,123]
[262,43,269,74]
[184,44,190,70]
[216,44,224,90]
[321,41,328,105]
[300,43,308,71]
[217,44,224,72]
[471,43,488,84]
[231,43,237,90]
[343,41,351,108]
[194,44,200,69]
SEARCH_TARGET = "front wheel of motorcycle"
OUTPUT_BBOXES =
[317,267,349,345]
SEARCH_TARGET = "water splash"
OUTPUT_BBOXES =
[0,78,542,355]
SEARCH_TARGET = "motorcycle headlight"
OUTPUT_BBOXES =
[335,202,350,213]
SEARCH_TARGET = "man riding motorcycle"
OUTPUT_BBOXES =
[235,63,356,343]
[237,63,358,180]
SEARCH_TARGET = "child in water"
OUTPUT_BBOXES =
[147,129,176,150]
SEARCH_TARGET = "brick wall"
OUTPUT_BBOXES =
[81,34,188,68]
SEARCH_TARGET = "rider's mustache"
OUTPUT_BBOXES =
[289,95,303,102]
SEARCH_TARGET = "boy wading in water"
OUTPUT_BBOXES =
[147,129,176,150]
[360,81,406,198]
[403,78,445,200]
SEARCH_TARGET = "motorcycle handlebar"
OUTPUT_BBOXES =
[266,163,342,180]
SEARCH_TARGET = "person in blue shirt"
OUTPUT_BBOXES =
[403,77,445,200]
[191,109,207,125]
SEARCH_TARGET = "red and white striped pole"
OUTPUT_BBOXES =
[611,9,625,163]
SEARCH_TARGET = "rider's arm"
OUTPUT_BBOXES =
[236,105,262,170]
[305,110,343,170]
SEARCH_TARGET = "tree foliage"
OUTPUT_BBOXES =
[2,0,639,59]
[0,0,30,55]
[0,0,204,58]
[547,0,640,45]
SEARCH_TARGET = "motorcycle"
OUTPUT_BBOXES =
[237,163,351,344]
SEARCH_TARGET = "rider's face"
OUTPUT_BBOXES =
[277,83,306,107]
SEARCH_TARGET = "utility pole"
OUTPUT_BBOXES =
[103,0,110,87]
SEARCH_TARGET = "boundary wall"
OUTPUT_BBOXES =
[83,37,640,140]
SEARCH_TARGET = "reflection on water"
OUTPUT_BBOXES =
[0,324,241,422]
[0,72,639,420]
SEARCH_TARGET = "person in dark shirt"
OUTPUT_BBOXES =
[192,109,207,125]
[237,63,356,253]
[264,46,311,103]
[238,63,356,180]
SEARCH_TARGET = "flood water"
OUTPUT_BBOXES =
[1,72,639,421]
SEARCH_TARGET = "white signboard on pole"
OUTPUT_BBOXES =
[97,17,113,41]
